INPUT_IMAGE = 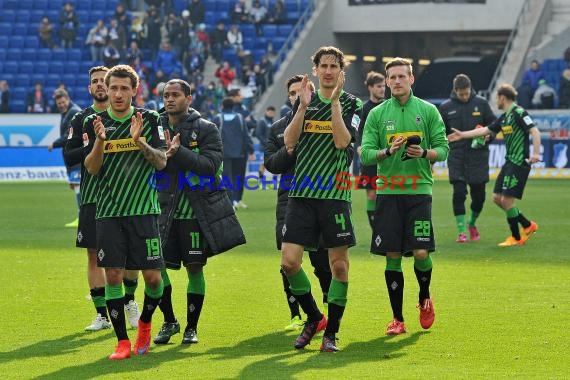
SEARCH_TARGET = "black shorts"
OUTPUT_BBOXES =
[96,215,164,270]
[359,164,377,190]
[493,161,531,199]
[76,203,96,249]
[370,194,435,256]
[282,198,355,249]
[163,219,207,269]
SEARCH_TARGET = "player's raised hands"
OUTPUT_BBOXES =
[93,115,106,141]
[130,112,143,142]
[331,71,345,102]
[299,74,312,107]
[165,132,181,158]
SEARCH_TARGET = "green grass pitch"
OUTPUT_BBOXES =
[0,179,569,379]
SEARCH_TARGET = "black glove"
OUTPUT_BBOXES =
[401,135,421,161]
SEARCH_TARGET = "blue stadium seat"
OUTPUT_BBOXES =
[286,11,300,23]
[3,0,19,10]
[48,1,62,10]
[222,48,238,67]
[46,10,59,21]
[51,48,67,61]
[30,74,46,86]
[34,62,50,75]
[253,49,265,63]
[0,36,8,49]
[7,48,22,61]
[30,10,46,23]
[16,10,31,23]
[62,74,78,87]
[173,0,186,13]
[272,37,287,52]
[24,36,40,49]
[217,11,230,23]
[284,0,298,11]
[67,49,82,62]
[0,50,6,62]
[204,11,217,25]
[254,37,268,49]
[12,23,29,36]
[76,10,89,22]
[278,24,293,37]
[46,74,62,87]
[13,88,29,103]
[0,22,11,36]
[76,0,92,11]
[0,10,15,23]
[31,0,48,10]
[3,62,19,75]
[216,0,231,12]
[15,74,31,88]
[11,100,27,113]
[263,24,277,38]
[37,49,52,61]
[22,48,37,61]
[18,0,34,10]
[1,74,15,86]
[204,0,216,11]
[48,63,64,75]
[8,36,24,48]
[91,10,106,22]
[19,62,35,75]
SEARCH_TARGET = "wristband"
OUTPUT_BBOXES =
[385,148,392,157]
[422,149,428,158]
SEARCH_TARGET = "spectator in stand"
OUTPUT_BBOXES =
[227,24,244,52]
[154,41,182,77]
[150,70,168,94]
[38,16,56,49]
[108,18,127,61]
[86,20,108,62]
[146,6,163,60]
[185,48,204,78]
[194,23,210,62]
[564,46,570,68]
[129,15,147,47]
[267,0,286,24]
[231,0,250,24]
[209,21,228,64]
[531,79,557,109]
[228,87,256,132]
[250,0,268,36]
[255,105,275,153]
[252,64,266,93]
[559,68,570,109]
[59,2,79,48]
[103,39,121,68]
[521,60,546,98]
[215,61,237,90]
[178,10,194,63]
[189,0,205,25]
[204,80,225,111]
[126,41,143,65]
[260,54,274,88]
[0,80,10,113]
[131,56,151,81]
[114,2,131,27]
[27,82,50,113]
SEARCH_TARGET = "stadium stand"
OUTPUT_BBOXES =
[0,0,311,113]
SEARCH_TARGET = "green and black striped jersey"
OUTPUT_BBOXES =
[289,90,362,201]
[84,106,166,218]
[489,103,536,166]
[68,104,105,205]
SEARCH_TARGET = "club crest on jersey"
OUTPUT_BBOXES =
[82,133,89,147]
[415,115,422,124]
[103,137,146,153]
[351,114,360,130]
[67,127,73,140]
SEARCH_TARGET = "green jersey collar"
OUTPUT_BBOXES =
[316,89,344,104]
[107,106,134,122]
[92,104,106,113]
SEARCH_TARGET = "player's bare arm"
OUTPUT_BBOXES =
[85,115,105,175]
[448,126,490,142]
[330,71,351,149]
[131,112,167,170]
[284,74,310,150]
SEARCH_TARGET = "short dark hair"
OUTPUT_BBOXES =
[497,83,517,101]
[266,106,276,111]
[53,89,69,100]
[227,88,241,97]
[104,64,139,89]
[286,75,304,92]
[222,97,235,108]
[312,46,346,70]
[165,79,192,96]
[89,66,109,79]
[365,71,385,87]
[385,57,413,76]
[453,74,471,90]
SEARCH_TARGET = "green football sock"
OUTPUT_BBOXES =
[468,211,480,227]
[327,278,348,307]
[187,270,206,295]
[455,214,466,233]
[287,268,312,296]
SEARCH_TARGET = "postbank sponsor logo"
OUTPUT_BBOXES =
[104,137,146,153]
[303,120,332,134]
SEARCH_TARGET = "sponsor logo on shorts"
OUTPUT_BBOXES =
[77,231,83,243]
[336,232,352,238]
[375,234,382,247]
[187,250,202,255]
[416,237,431,242]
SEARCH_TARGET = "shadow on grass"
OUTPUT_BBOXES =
[208,329,426,379]
[0,331,110,364]
[32,342,204,380]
